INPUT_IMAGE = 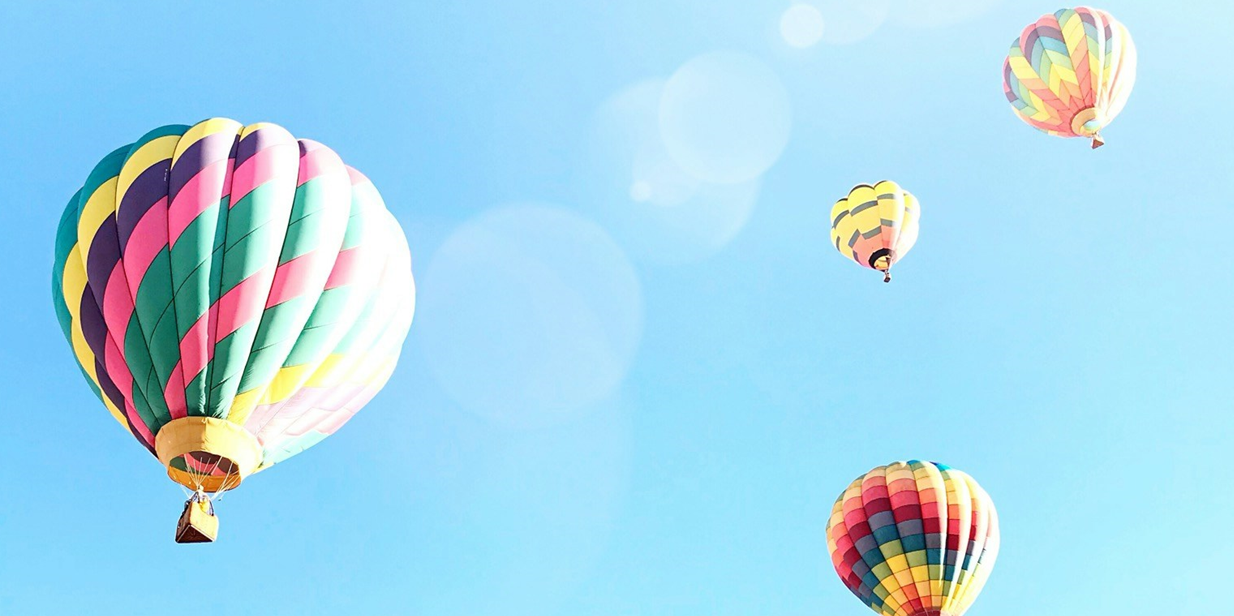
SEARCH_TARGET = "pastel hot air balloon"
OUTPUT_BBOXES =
[826,461,999,616]
[830,181,920,283]
[1003,6,1136,148]
[51,118,414,542]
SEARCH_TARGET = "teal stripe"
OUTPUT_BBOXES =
[234,171,351,396]
[279,179,386,367]
[125,314,171,429]
[78,147,131,212]
[51,190,83,342]
[205,148,298,415]
[132,247,183,405]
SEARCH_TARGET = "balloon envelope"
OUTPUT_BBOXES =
[52,118,414,492]
[1003,6,1136,148]
[826,461,999,616]
[830,180,920,282]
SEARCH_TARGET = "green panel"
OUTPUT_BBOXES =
[123,313,169,426]
[132,249,181,397]
[51,190,83,342]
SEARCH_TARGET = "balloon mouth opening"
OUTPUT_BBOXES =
[869,249,894,269]
[155,417,263,493]
[1070,107,1104,137]
[870,249,895,281]
[168,452,243,493]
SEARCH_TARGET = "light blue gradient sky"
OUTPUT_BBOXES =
[1,1,1231,614]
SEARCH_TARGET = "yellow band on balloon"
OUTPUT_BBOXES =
[155,417,263,493]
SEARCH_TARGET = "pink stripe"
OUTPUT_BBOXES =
[168,158,232,248]
[164,362,187,419]
[851,234,885,271]
[182,278,225,395]
[265,251,325,308]
[179,311,213,383]
[251,369,388,442]
[296,141,344,186]
[314,399,370,435]
[215,265,275,339]
[346,166,369,186]
[244,387,310,435]
[249,383,343,441]
[288,381,383,440]
[324,247,362,290]
[120,200,169,292]
[102,265,134,353]
[104,337,154,445]
[183,454,226,475]
[180,264,283,385]
[126,399,155,445]
[103,338,133,397]
[231,142,299,206]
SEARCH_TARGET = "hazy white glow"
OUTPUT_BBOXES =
[891,0,1001,28]
[584,79,762,264]
[781,4,826,48]
[659,51,792,184]
[816,0,890,44]
[418,204,642,425]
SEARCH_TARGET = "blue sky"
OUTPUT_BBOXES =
[1,1,1230,614]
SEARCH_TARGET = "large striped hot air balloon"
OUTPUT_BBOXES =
[830,181,920,283]
[826,461,999,616]
[1003,6,1137,148]
[52,118,414,542]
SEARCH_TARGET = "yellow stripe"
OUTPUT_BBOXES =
[171,118,243,165]
[64,258,128,429]
[62,248,98,385]
[76,177,118,259]
[350,356,398,386]
[260,364,315,404]
[830,199,854,259]
[244,121,281,133]
[116,134,180,204]
[225,389,262,426]
[305,354,352,388]
[1007,55,1038,82]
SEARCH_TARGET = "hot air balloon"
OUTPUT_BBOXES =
[51,118,414,542]
[826,461,999,616]
[830,181,920,283]
[1003,6,1136,148]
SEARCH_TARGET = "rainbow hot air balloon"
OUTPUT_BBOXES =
[826,461,999,616]
[830,181,920,283]
[51,118,414,542]
[1003,6,1136,148]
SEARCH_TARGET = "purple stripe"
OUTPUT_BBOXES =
[85,216,122,305]
[169,131,241,202]
[1022,29,1039,56]
[1035,26,1063,41]
[1078,9,1097,30]
[92,357,125,418]
[93,356,152,452]
[116,162,171,248]
[78,290,109,370]
[233,127,280,168]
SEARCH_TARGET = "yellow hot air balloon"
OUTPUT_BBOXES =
[830,181,920,283]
